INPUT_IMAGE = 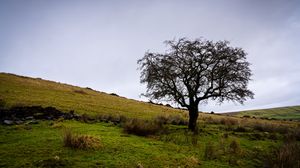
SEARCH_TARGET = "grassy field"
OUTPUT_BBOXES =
[1,120,276,168]
[0,73,300,168]
[0,73,185,118]
[226,106,300,121]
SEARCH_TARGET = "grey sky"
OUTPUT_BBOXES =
[0,0,299,112]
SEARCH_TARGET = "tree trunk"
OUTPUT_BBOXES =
[188,105,199,132]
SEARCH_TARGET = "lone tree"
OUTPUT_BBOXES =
[138,38,254,131]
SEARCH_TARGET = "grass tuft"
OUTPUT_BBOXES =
[123,118,165,136]
[229,139,241,155]
[204,142,218,160]
[265,141,300,168]
[63,128,101,150]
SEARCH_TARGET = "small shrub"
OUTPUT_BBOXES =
[85,87,93,90]
[168,114,187,125]
[123,118,165,136]
[251,133,264,140]
[252,123,265,132]
[74,135,101,149]
[63,128,74,147]
[228,156,240,166]
[78,113,94,123]
[185,156,200,167]
[293,127,300,141]
[191,134,198,146]
[220,118,239,126]
[204,142,218,160]
[96,114,110,122]
[204,116,220,124]
[229,139,241,155]
[73,89,87,94]
[234,126,247,132]
[252,122,290,134]
[95,114,127,124]
[154,114,187,125]
[223,133,229,139]
[113,115,127,124]
[154,115,168,125]
[268,133,278,140]
[219,138,226,154]
[109,93,119,97]
[284,131,299,142]
[63,128,101,150]
[265,141,300,168]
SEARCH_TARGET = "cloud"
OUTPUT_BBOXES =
[0,0,299,112]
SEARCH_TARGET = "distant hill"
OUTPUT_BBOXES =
[225,106,300,121]
[0,73,185,118]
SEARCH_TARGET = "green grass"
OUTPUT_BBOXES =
[0,120,279,168]
[226,106,300,121]
[0,72,299,167]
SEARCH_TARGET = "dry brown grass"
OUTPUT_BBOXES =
[63,128,101,150]
[204,142,218,160]
[229,139,241,155]
[123,118,165,136]
[265,141,300,168]
[184,156,200,167]
[154,114,187,125]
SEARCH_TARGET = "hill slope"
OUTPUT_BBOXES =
[1,72,299,168]
[0,73,184,118]
[225,106,300,121]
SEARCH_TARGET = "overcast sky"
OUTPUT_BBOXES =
[0,0,299,112]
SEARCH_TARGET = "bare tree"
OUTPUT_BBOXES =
[138,38,254,131]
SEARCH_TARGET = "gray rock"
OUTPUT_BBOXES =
[15,120,24,124]
[25,116,34,120]
[46,116,53,120]
[27,120,39,124]
[3,120,14,125]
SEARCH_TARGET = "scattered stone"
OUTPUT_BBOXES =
[46,116,53,120]
[25,116,34,120]
[136,163,144,168]
[3,120,13,125]
[27,120,39,124]
[15,120,24,124]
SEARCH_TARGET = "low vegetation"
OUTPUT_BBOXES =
[123,118,165,136]
[265,140,300,168]
[63,128,101,150]
[0,73,300,167]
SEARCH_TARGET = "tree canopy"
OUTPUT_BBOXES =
[138,38,254,130]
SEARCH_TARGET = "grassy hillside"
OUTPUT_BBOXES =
[0,73,185,118]
[1,73,300,168]
[225,106,300,121]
